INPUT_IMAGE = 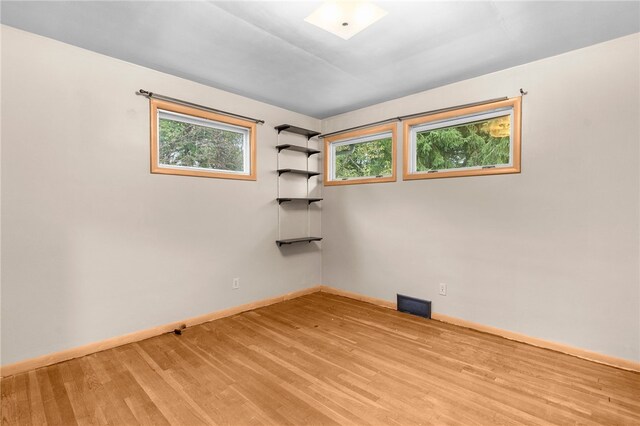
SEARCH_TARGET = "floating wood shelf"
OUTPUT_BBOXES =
[276,144,321,156]
[276,237,323,247]
[277,197,323,205]
[274,124,321,140]
[277,168,320,178]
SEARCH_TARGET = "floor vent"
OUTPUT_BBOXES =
[397,294,431,319]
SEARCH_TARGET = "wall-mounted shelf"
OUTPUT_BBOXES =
[275,124,322,247]
[275,124,321,140]
[276,237,323,247]
[277,168,320,178]
[277,197,323,205]
[276,144,321,156]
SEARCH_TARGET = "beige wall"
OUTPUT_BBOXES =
[321,33,640,362]
[2,25,639,365]
[1,26,322,365]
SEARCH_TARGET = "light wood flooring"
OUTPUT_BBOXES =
[2,292,639,425]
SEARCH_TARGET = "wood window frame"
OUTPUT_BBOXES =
[150,99,257,180]
[403,97,521,181]
[324,123,397,186]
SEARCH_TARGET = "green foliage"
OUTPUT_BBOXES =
[159,118,244,171]
[335,137,392,179]
[416,116,510,171]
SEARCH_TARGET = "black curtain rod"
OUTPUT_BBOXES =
[319,96,512,139]
[136,89,265,124]
[397,97,509,121]
[318,117,401,139]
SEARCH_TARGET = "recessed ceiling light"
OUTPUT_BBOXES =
[305,1,388,40]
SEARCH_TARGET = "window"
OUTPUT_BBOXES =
[403,97,521,180]
[324,123,397,186]
[150,99,256,180]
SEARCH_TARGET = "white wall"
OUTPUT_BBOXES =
[321,34,640,362]
[1,26,322,365]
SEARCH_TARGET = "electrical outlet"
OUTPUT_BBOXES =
[439,283,447,296]
[232,278,240,290]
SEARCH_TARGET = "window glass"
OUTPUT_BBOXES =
[334,133,393,179]
[324,123,397,186]
[404,98,521,180]
[158,110,248,173]
[150,99,256,180]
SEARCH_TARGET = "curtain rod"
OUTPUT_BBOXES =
[318,117,401,139]
[136,89,265,124]
[318,96,513,139]
[397,97,509,121]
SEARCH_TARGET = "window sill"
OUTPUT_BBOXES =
[403,166,520,181]
[324,175,396,186]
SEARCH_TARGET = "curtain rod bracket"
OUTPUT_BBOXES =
[520,88,528,95]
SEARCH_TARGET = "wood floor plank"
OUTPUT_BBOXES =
[25,371,47,426]
[113,345,209,425]
[1,376,17,426]
[2,292,639,425]
[12,374,32,426]
[33,369,65,425]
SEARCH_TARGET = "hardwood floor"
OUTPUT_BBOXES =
[2,292,639,425]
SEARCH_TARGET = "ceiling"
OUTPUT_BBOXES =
[2,1,639,118]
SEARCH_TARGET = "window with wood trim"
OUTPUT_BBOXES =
[150,99,256,180]
[324,123,397,186]
[403,97,521,180]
